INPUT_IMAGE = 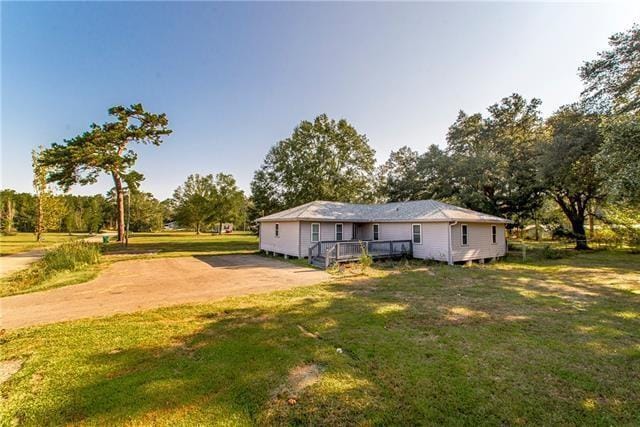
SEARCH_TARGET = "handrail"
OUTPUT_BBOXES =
[309,239,413,266]
[325,244,337,268]
[308,241,321,263]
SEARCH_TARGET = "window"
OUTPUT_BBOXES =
[352,223,358,240]
[311,223,320,242]
[335,223,343,241]
[461,224,468,246]
[412,224,422,244]
[491,225,497,244]
[373,224,379,241]
[275,223,280,238]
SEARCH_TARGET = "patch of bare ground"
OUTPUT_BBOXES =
[272,364,324,404]
[0,359,22,385]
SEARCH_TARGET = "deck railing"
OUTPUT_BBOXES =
[309,239,413,267]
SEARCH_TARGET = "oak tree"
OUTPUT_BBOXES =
[539,105,605,249]
[251,114,377,216]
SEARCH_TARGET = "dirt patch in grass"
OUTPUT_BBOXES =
[0,359,22,385]
[273,364,324,401]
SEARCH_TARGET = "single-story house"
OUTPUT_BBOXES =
[257,200,512,267]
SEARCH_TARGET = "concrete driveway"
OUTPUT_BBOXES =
[0,255,330,330]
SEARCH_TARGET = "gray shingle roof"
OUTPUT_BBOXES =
[257,200,512,223]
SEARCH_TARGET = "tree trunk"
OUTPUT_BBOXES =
[113,173,125,242]
[196,222,200,235]
[570,217,589,250]
[552,194,590,250]
[35,195,43,242]
[219,221,222,235]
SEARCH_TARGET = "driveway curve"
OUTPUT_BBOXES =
[0,255,330,330]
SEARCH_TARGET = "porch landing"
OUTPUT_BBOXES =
[309,240,413,268]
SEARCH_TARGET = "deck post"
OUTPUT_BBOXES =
[336,243,340,259]
[409,240,413,257]
[389,241,393,256]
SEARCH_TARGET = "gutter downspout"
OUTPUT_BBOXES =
[448,221,458,265]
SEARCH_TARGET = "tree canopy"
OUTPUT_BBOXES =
[379,144,451,203]
[447,94,546,225]
[580,23,640,114]
[378,94,546,227]
[597,113,640,205]
[250,114,377,217]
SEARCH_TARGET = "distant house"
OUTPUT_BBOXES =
[257,200,512,267]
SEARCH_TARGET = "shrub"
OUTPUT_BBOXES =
[42,241,101,272]
[359,241,373,273]
[541,245,564,260]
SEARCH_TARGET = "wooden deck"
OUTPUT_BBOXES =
[309,239,412,268]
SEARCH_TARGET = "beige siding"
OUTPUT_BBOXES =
[299,221,354,257]
[319,222,354,241]
[371,222,449,262]
[377,222,411,241]
[259,221,300,257]
[412,223,450,262]
[451,223,506,262]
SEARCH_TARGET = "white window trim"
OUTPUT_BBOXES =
[275,223,280,238]
[412,223,422,245]
[335,223,343,241]
[461,224,468,246]
[373,223,379,241]
[311,223,320,242]
[491,224,497,245]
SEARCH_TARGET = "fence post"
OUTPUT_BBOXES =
[336,243,340,259]
[389,241,393,256]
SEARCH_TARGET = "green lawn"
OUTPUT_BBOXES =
[105,231,258,257]
[2,249,639,425]
[0,232,88,256]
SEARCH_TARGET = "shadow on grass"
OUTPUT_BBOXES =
[11,255,640,425]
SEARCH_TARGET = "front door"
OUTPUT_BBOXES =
[352,223,358,240]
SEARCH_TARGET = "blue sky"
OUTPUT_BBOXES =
[2,1,638,200]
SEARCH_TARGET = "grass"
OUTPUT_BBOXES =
[0,242,102,297]
[0,232,88,256]
[1,249,639,425]
[104,231,258,257]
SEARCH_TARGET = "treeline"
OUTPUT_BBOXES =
[0,190,166,234]
[0,174,248,235]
